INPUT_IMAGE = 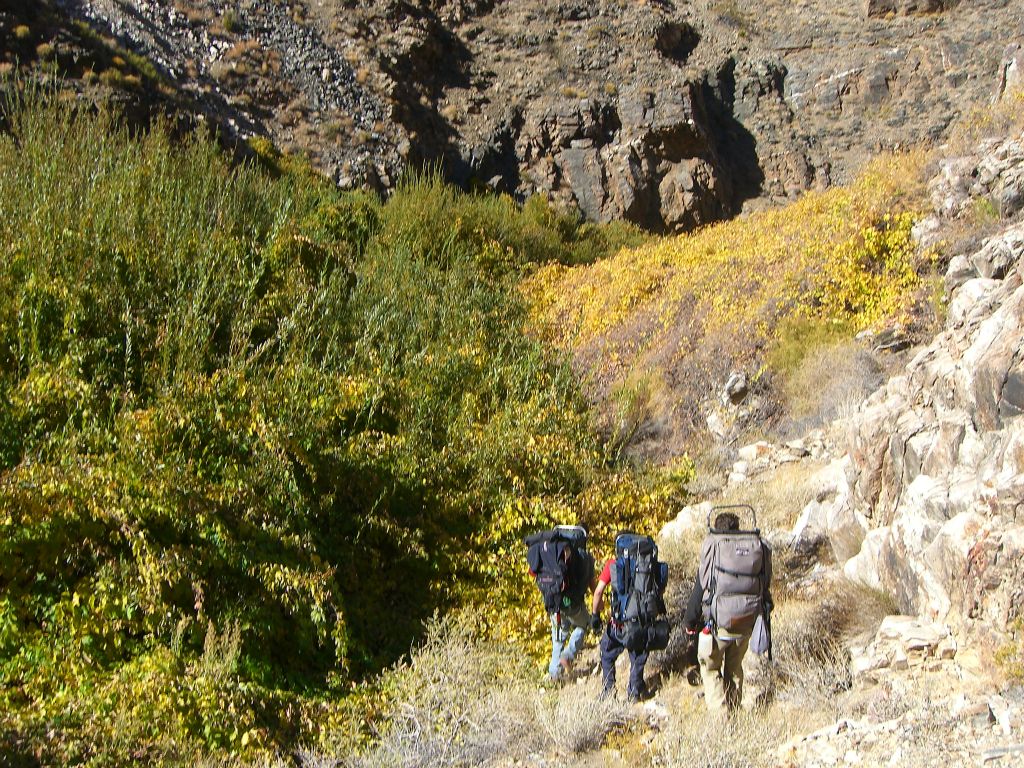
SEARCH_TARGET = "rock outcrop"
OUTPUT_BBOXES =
[15,0,1021,232]
[996,43,1024,103]
[657,124,1024,646]
[776,613,1021,767]
[834,129,1024,636]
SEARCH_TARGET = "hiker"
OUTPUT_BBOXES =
[591,532,670,702]
[684,507,773,715]
[526,525,595,680]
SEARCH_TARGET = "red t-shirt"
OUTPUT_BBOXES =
[598,558,613,585]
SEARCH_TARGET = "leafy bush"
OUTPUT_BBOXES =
[378,171,648,273]
[0,87,667,762]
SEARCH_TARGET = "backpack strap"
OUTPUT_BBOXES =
[715,563,753,579]
[760,536,773,659]
[703,535,718,628]
[614,555,630,623]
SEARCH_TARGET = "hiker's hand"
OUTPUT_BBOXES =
[590,613,602,633]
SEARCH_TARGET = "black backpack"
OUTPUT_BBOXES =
[525,525,594,614]
[610,532,670,651]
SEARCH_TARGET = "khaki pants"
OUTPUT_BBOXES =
[697,629,751,714]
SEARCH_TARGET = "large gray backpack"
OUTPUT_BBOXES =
[698,505,771,634]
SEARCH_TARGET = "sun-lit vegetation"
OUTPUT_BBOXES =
[0,86,672,763]
[522,153,933,448]
[0,72,956,767]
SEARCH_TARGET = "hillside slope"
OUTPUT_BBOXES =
[652,114,1024,767]
[3,0,1022,232]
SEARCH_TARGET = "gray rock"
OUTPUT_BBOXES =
[943,254,976,293]
[658,502,712,544]
[829,499,871,563]
[995,43,1024,102]
[560,147,607,221]
[865,0,951,19]
[658,157,723,231]
[724,371,750,405]
[970,225,1024,279]
[792,499,831,546]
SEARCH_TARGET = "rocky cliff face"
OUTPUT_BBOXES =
[838,123,1024,640]
[666,113,1024,644]
[656,120,1024,761]
[15,0,1022,232]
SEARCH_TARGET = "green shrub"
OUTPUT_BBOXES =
[0,88,668,761]
[222,10,242,34]
[378,172,647,274]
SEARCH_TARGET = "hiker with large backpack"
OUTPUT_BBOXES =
[526,525,596,681]
[683,506,773,715]
[590,531,670,702]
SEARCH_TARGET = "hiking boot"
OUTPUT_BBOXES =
[686,666,702,686]
[548,657,572,683]
[626,684,650,703]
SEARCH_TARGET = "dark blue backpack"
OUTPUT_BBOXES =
[610,532,670,651]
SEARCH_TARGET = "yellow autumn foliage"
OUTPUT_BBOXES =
[523,152,931,380]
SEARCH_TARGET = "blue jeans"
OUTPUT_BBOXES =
[549,602,589,679]
[600,624,649,697]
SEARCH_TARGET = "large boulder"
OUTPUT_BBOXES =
[658,501,712,544]
[535,82,737,232]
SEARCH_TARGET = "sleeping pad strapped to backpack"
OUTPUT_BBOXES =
[610,532,670,652]
[525,525,594,615]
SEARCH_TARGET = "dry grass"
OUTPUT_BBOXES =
[766,578,894,710]
[310,564,898,768]
[712,459,828,533]
[651,573,897,768]
[658,523,705,578]
[777,339,883,439]
[655,694,824,768]
[942,89,1024,159]
[343,615,536,767]
[224,39,261,61]
[173,1,213,24]
[338,614,633,767]
[535,680,630,754]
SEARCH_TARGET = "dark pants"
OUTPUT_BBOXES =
[600,624,649,697]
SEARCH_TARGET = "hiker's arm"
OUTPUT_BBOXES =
[682,573,703,632]
[591,578,607,615]
[589,578,608,632]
